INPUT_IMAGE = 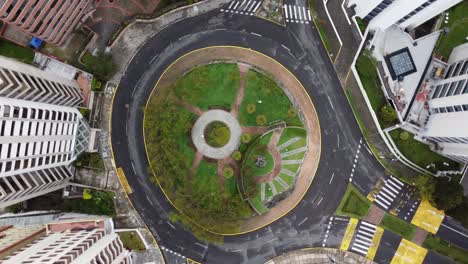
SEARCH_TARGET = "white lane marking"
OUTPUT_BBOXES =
[178,34,190,41]
[329,172,334,184]
[251,32,262,37]
[298,217,308,226]
[289,5,293,20]
[441,223,468,237]
[337,134,340,148]
[248,1,257,11]
[352,247,368,255]
[327,95,335,110]
[150,54,159,64]
[316,196,323,205]
[131,161,136,174]
[195,242,208,249]
[281,44,291,52]
[146,197,154,207]
[167,221,176,229]
[302,7,307,21]
[360,221,376,228]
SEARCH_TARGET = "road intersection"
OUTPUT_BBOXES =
[110,1,468,263]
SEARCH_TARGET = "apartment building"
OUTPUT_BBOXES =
[0,56,90,208]
[419,43,468,163]
[0,217,132,264]
[348,0,462,30]
[0,0,93,45]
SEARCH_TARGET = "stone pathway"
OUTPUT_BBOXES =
[280,146,307,158]
[176,98,204,116]
[231,63,250,117]
[217,159,225,188]
[242,126,270,134]
[190,151,203,178]
[256,129,284,183]
[276,137,301,151]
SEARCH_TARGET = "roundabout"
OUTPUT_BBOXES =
[110,6,384,263]
[142,47,320,234]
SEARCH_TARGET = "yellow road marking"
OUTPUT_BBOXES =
[391,239,427,264]
[411,200,444,234]
[366,192,375,202]
[366,226,384,260]
[116,168,133,194]
[340,218,358,251]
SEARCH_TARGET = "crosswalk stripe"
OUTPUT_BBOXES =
[356,234,373,242]
[243,0,251,10]
[293,6,297,19]
[388,178,402,190]
[351,246,368,255]
[353,242,370,250]
[390,175,404,186]
[382,186,397,197]
[233,2,240,9]
[360,221,376,229]
[307,9,312,21]
[358,226,376,235]
[252,1,261,12]
[384,181,400,194]
[248,1,256,11]
[289,5,292,20]
[284,5,289,18]
[378,189,394,201]
[374,199,389,209]
[302,7,307,21]
[298,6,302,20]
[228,1,235,9]
[239,0,246,9]
[376,195,391,206]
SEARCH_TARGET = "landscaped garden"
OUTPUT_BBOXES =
[389,129,460,172]
[144,62,307,234]
[336,183,372,219]
[380,213,417,241]
[0,39,35,64]
[434,1,468,59]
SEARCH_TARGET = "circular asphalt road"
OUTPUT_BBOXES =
[111,2,386,263]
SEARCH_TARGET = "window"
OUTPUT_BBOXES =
[384,48,417,80]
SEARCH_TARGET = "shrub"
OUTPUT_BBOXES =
[379,104,398,127]
[241,133,251,143]
[204,121,230,147]
[246,104,256,114]
[400,131,409,141]
[288,107,297,118]
[256,115,267,126]
[223,166,234,179]
[231,151,242,161]
[83,189,93,200]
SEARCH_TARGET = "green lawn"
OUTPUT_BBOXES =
[0,39,34,64]
[435,1,468,59]
[336,183,371,219]
[380,213,416,240]
[242,132,275,177]
[355,17,368,34]
[423,234,468,264]
[74,153,105,170]
[389,129,460,172]
[250,194,269,214]
[194,160,220,199]
[174,63,240,111]
[239,69,303,127]
[355,52,385,114]
[118,231,146,251]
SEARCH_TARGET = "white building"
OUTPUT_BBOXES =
[0,57,90,208]
[348,0,462,30]
[0,56,83,107]
[419,43,468,163]
[0,217,132,264]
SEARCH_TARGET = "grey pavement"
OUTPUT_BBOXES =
[265,248,375,264]
[191,109,241,159]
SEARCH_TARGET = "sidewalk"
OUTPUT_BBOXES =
[266,248,375,264]
[313,0,418,179]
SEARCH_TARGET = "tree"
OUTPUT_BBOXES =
[433,178,463,211]
[85,50,116,82]
[413,175,436,203]
[380,104,398,127]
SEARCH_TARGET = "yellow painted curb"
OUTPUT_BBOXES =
[340,218,358,251]
[366,226,384,260]
[411,200,444,234]
[391,239,427,264]
[142,46,322,236]
[108,83,167,264]
[186,258,202,264]
[116,168,133,194]
[366,192,375,202]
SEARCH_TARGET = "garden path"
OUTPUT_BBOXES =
[231,63,250,117]
[217,159,225,189]
[190,151,204,179]
[256,128,284,183]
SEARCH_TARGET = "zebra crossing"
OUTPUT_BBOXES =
[221,0,262,16]
[350,221,376,256]
[374,175,404,210]
[283,4,312,24]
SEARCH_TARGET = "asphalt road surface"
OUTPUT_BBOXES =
[110,1,466,263]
